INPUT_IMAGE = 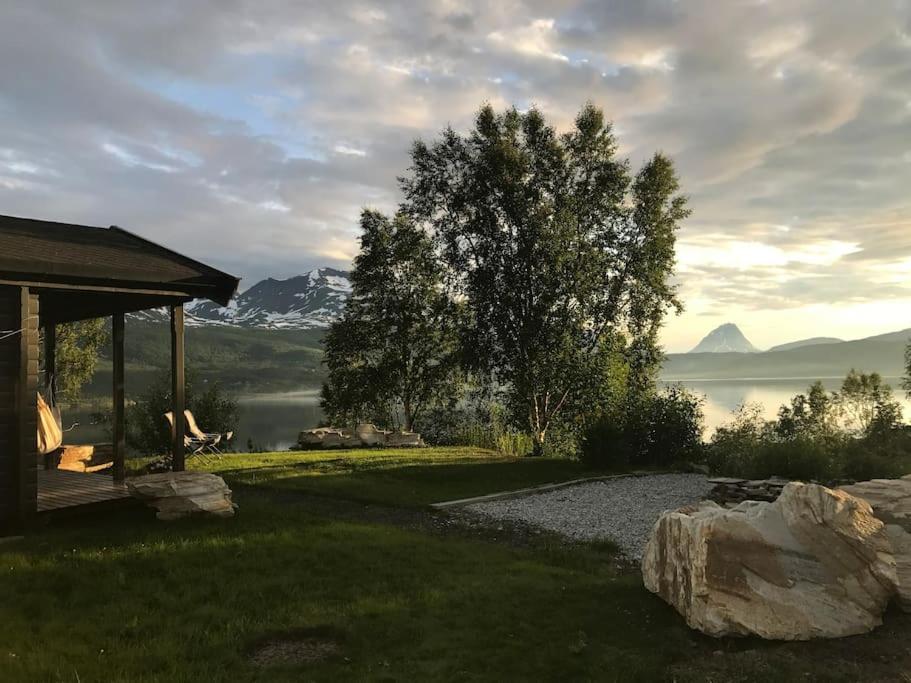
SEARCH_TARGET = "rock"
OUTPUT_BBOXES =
[297,424,423,449]
[386,431,425,447]
[841,477,911,612]
[297,427,354,449]
[707,477,794,505]
[642,483,897,640]
[127,472,236,521]
[354,423,391,447]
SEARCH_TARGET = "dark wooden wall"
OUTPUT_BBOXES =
[0,285,38,532]
[0,285,17,530]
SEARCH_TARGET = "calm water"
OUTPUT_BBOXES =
[65,378,911,450]
[65,390,325,453]
[233,391,324,451]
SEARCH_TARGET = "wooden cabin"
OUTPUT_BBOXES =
[0,214,239,532]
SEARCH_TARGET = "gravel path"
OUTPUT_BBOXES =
[464,473,711,560]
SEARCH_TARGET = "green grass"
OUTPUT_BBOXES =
[192,446,599,506]
[2,494,696,682]
[6,447,911,681]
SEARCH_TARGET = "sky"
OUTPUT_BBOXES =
[1,1,910,353]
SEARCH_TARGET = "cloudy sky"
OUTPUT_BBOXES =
[2,1,910,352]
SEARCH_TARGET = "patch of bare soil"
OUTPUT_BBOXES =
[248,629,342,668]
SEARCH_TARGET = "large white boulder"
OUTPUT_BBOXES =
[127,471,236,521]
[642,483,897,640]
[842,476,911,612]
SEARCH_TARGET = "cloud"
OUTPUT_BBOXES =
[0,0,909,347]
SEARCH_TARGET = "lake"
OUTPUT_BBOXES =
[65,390,325,453]
[65,378,911,452]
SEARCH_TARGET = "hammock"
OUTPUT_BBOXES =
[37,390,63,455]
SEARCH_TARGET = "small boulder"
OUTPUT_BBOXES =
[354,423,390,447]
[842,476,911,612]
[127,471,236,521]
[386,431,425,447]
[642,483,897,640]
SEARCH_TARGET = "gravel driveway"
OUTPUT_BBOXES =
[464,473,711,560]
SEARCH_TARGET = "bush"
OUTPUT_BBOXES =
[708,431,911,483]
[417,399,540,457]
[580,385,704,469]
[703,403,770,476]
[706,382,911,482]
[126,370,239,455]
[749,438,838,481]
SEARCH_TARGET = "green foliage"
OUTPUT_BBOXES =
[904,339,911,398]
[403,103,688,454]
[417,395,537,457]
[579,385,704,469]
[836,369,900,436]
[126,369,239,454]
[707,372,911,482]
[321,210,464,431]
[840,437,909,481]
[704,403,772,475]
[774,381,839,440]
[53,318,108,401]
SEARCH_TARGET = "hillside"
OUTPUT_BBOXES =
[663,330,911,380]
[85,322,327,397]
[767,337,843,353]
[130,268,350,330]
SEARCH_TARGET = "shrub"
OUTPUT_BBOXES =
[579,418,636,469]
[126,370,239,455]
[748,438,838,481]
[580,385,704,469]
[704,403,771,476]
[706,379,911,482]
[417,398,545,457]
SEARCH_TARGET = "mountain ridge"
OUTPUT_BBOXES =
[665,327,911,380]
[767,337,844,353]
[130,267,351,330]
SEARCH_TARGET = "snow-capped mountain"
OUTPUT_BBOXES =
[689,323,759,353]
[131,268,351,329]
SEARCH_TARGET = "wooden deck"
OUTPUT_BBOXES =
[37,469,132,513]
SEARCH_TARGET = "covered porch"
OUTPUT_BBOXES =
[37,469,131,513]
[0,214,239,530]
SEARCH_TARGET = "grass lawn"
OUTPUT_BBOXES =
[152,446,609,506]
[4,448,911,681]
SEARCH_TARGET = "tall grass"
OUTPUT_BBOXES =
[453,422,534,457]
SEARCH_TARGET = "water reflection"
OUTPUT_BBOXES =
[234,392,324,451]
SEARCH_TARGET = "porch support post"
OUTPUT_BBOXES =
[43,322,55,392]
[16,288,38,526]
[112,312,125,482]
[170,304,185,471]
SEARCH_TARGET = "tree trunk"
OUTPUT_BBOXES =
[531,427,547,457]
[528,394,548,456]
[403,398,413,433]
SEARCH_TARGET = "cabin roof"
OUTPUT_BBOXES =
[0,214,239,309]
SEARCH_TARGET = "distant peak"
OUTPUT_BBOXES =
[690,323,759,354]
